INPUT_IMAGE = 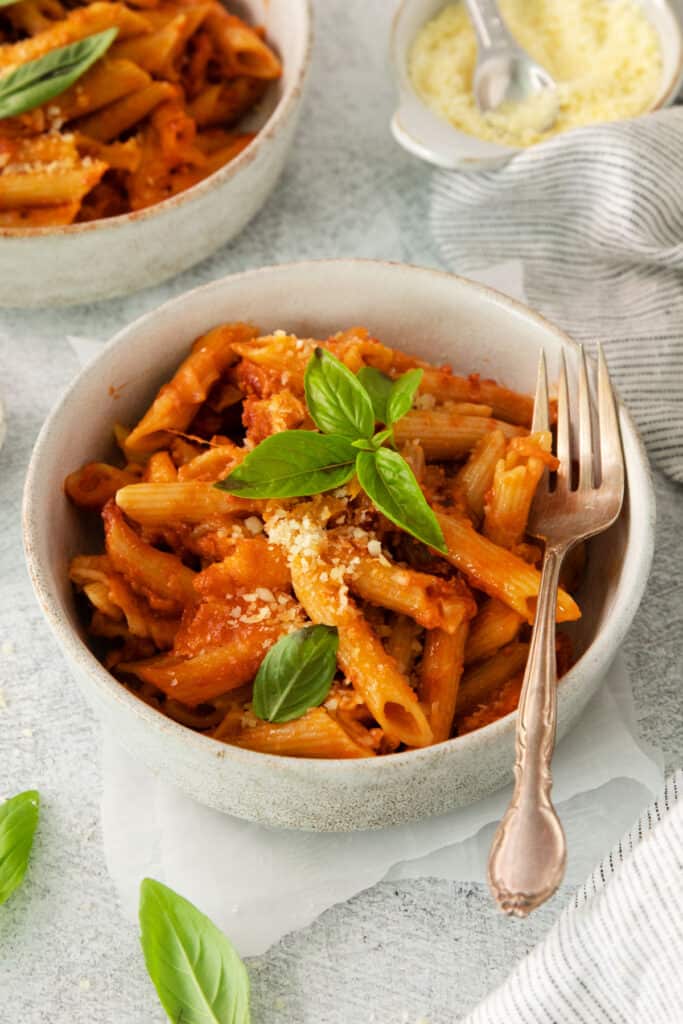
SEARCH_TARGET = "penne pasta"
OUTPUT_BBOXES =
[418,368,535,426]
[124,323,254,453]
[231,707,375,759]
[64,461,141,509]
[419,622,469,743]
[327,535,476,635]
[453,429,507,520]
[115,481,252,524]
[483,431,558,549]
[385,614,423,675]
[456,642,530,720]
[436,510,580,623]
[103,500,196,608]
[394,410,525,459]
[465,598,524,665]
[0,161,107,209]
[67,325,583,758]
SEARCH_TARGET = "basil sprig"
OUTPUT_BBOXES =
[0,28,117,120]
[140,878,250,1024]
[252,624,339,723]
[0,790,40,906]
[218,349,445,552]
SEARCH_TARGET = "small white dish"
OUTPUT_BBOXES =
[0,0,312,307]
[23,259,655,830]
[391,0,683,169]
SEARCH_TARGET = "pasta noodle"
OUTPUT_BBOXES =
[0,0,282,224]
[66,324,583,758]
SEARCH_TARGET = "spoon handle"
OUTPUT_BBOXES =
[464,0,517,52]
[487,543,567,916]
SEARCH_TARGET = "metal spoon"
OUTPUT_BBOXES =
[464,0,558,130]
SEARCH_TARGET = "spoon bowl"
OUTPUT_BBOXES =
[465,0,558,129]
[474,51,557,120]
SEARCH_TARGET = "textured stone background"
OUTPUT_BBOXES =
[1,1,682,1020]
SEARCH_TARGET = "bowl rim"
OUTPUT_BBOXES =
[0,0,313,241]
[390,0,683,163]
[22,258,656,774]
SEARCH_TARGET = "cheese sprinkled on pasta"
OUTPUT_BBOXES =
[409,0,662,147]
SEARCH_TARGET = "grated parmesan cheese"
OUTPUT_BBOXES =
[409,0,662,147]
[415,393,437,411]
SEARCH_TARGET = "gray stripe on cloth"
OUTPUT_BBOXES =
[431,108,683,482]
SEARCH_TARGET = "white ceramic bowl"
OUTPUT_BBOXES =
[23,260,655,830]
[391,0,683,168]
[0,0,312,308]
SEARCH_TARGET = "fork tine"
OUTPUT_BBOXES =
[597,344,625,495]
[577,345,594,491]
[531,349,549,432]
[555,350,571,491]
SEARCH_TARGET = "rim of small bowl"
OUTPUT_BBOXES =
[390,0,683,164]
[0,0,313,240]
[22,258,656,775]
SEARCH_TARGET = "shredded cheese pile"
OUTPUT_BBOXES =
[409,0,663,147]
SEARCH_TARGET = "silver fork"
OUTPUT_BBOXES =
[487,345,625,917]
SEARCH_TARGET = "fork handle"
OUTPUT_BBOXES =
[487,543,569,916]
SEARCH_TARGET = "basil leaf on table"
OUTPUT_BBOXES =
[217,431,356,499]
[356,448,446,552]
[304,347,374,439]
[356,366,394,425]
[140,878,250,1024]
[0,789,40,906]
[252,624,339,722]
[0,28,117,120]
[386,368,423,425]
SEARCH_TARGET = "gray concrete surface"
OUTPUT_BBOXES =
[1,1,682,1020]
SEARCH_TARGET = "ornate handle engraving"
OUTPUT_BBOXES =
[487,544,568,916]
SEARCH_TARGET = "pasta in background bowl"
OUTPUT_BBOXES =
[0,0,312,306]
[23,260,655,829]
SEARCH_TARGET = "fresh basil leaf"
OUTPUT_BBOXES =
[356,448,446,552]
[386,368,423,425]
[0,28,117,119]
[371,428,394,449]
[356,367,393,425]
[351,438,375,451]
[253,625,339,723]
[304,348,374,439]
[356,367,424,427]
[216,431,356,499]
[0,790,39,906]
[140,878,250,1024]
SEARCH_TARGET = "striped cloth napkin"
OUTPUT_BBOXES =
[431,108,683,481]
[462,771,683,1022]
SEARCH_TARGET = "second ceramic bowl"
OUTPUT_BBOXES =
[23,260,655,829]
[0,0,312,307]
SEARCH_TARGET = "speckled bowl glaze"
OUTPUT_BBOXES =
[0,0,312,308]
[23,260,655,830]
[391,0,683,169]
